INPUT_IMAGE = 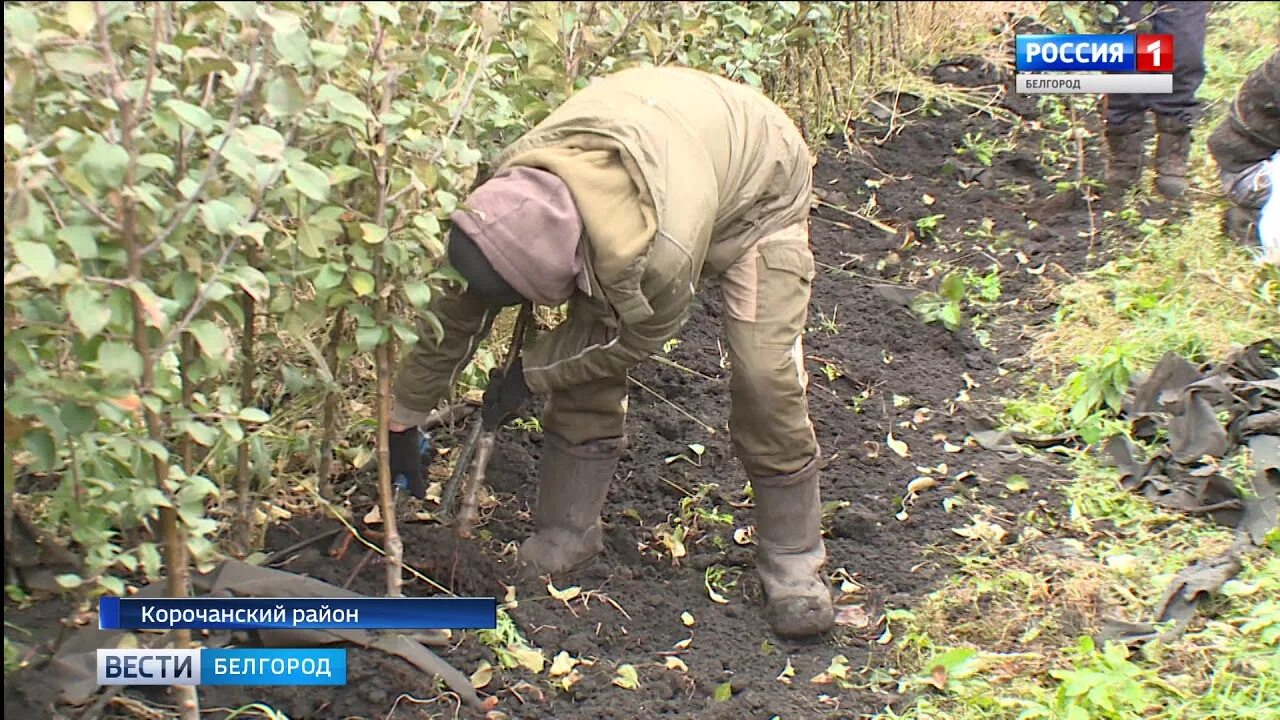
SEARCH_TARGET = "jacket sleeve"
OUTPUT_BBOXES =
[1208,50,1280,175]
[522,258,694,393]
[391,281,497,426]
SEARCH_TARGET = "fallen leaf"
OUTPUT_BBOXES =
[664,656,689,672]
[943,441,964,453]
[557,669,583,691]
[502,584,517,605]
[777,657,796,684]
[952,517,1008,544]
[863,441,881,459]
[893,394,911,407]
[887,433,910,458]
[922,193,936,205]
[713,681,733,701]
[547,582,581,602]
[548,651,578,677]
[961,372,978,389]
[928,664,948,690]
[906,476,937,495]
[834,604,870,628]
[470,661,494,689]
[810,672,833,685]
[508,645,545,673]
[673,637,693,650]
[681,611,695,627]
[707,586,729,604]
[612,663,640,689]
[895,510,910,522]
[362,504,382,526]
[732,526,753,545]
[1004,475,1030,493]
[912,408,934,425]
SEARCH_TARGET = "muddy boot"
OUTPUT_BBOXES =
[517,432,622,578]
[1223,205,1259,247]
[1154,115,1192,199]
[752,458,835,639]
[1104,114,1147,191]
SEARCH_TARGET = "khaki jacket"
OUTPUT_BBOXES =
[393,66,812,417]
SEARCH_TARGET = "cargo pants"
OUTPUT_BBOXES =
[544,220,820,479]
[1104,1,1209,125]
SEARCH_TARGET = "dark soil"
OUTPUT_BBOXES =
[6,58,1107,720]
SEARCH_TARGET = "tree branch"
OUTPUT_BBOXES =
[140,24,263,256]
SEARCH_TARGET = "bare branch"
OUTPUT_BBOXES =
[138,2,165,113]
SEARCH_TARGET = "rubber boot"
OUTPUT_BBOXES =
[751,457,835,639]
[1154,115,1192,199]
[517,432,622,577]
[1104,113,1146,191]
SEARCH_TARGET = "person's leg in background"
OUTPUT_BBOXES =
[1149,1,1210,198]
[721,219,834,639]
[1103,1,1153,190]
[519,346,629,576]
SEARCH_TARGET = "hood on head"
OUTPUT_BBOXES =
[448,166,584,307]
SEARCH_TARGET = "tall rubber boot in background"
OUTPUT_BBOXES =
[1104,113,1147,191]
[518,432,622,576]
[751,457,835,639]
[1154,115,1193,199]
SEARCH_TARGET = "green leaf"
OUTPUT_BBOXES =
[5,7,38,47]
[940,273,966,302]
[310,40,348,71]
[314,263,346,291]
[57,226,98,260]
[286,161,330,202]
[200,200,242,235]
[138,543,163,578]
[79,137,130,189]
[60,402,97,435]
[238,125,285,158]
[66,285,111,338]
[134,487,173,511]
[296,223,326,258]
[97,342,143,382]
[360,223,387,244]
[98,576,126,595]
[355,325,386,352]
[185,421,219,447]
[66,3,96,36]
[165,100,214,133]
[350,271,376,296]
[4,124,28,152]
[713,681,733,701]
[137,153,175,174]
[265,75,307,117]
[328,165,365,185]
[14,241,57,281]
[55,573,84,590]
[188,319,227,359]
[316,84,373,119]
[235,266,270,302]
[238,408,270,423]
[272,28,313,68]
[1005,475,1030,493]
[403,280,432,308]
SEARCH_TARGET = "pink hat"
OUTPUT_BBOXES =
[449,167,584,307]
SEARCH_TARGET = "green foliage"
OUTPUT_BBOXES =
[911,268,999,332]
[1041,638,1162,720]
[3,1,1004,600]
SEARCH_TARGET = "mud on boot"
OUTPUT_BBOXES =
[1154,114,1193,199]
[516,432,622,579]
[751,457,835,639]
[1104,113,1147,191]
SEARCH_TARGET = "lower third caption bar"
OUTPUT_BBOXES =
[97,648,347,686]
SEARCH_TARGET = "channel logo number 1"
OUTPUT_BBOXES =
[1136,34,1174,73]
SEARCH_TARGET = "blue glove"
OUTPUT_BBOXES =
[389,428,431,498]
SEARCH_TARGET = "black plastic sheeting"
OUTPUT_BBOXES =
[1098,340,1279,643]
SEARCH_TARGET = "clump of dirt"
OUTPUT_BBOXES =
[5,57,1103,720]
